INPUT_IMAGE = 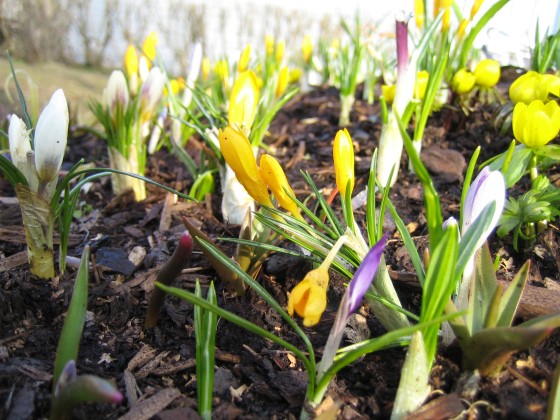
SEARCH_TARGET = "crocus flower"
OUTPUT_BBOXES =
[316,234,387,378]
[34,89,69,186]
[333,128,355,199]
[219,125,273,207]
[259,154,303,220]
[228,70,259,132]
[141,31,158,66]
[237,44,251,73]
[288,235,349,326]
[456,167,505,309]
[414,70,430,100]
[302,35,313,64]
[470,0,485,20]
[456,18,468,39]
[139,67,165,122]
[473,59,500,88]
[8,115,34,186]
[265,34,275,56]
[103,70,129,111]
[124,44,139,80]
[275,66,289,98]
[381,84,396,104]
[201,57,211,82]
[513,100,560,148]
[441,0,452,32]
[414,0,424,29]
[275,40,285,64]
[287,266,330,327]
[451,68,476,94]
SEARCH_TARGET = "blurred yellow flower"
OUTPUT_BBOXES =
[289,68,302,83]
[237,44,251,73]
[456,18,468,39]
[275,66,289,98]
[381,84,396,105]
[201,57,211,82]
[265,34,275,56]
[333,128,355,198]
[513,100,560,148]
[124,45,139,80]
[414,70,430,100]
[302,35,313,64]
[414,0,425,29]
[276,40,286,64]
[141,31,158,67]
[287,267,329,327]
[470,0,485,20]
[442,0,452,31]
[473,59,500,88]
[219,125,273,207]
[451,68,476,94]
[260,154,303,220]
[228,70,259,132]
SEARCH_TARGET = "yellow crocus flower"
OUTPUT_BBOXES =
[228,70,259,132]
[265,34,275,56]
[275,66,289,98]
[237,44,251,73]
[470,0,485,20]
[442,0,452,32]
[473,59,500,88]
[451,68,476,94]
[381,84,396,105]
[333,128,355,198]
[275,40,285,64]
[433,0,442,18]
[513,100,560,148]
[141,31,159,67]
[260,154,303,220]
[456,18,468,39]
[124,44,139,80]
[214,59,230,93]
[201,57,211,82]
[302,35,313,64]
[219,125,273,207]
[414,70,430,100]
[289,68,303,84]
[414,0,425,29]
[287,267,329,327]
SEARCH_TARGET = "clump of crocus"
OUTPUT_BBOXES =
[91,52,165,201]
[5,89,69,279]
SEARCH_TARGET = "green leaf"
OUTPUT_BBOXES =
[496,260,530,327]
[53,246,90,388]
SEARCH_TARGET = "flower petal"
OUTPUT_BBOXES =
[34,89,69,183]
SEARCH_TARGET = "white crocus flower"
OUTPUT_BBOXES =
[456,167,506,310]
[34,89,69,187]
[139,67,165,119]
[103,70,129,111]
[8,115,36,188]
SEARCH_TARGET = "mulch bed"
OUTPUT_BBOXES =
[1,80,559,419]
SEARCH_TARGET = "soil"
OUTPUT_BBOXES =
[1,76,560,419]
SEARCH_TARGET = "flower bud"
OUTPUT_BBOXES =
[414,70,430,100]
[333,128,355,198]
[103,70,129,110]
[513,100,560,148]
[451,68,476,94]
[275,66,289,98]
[302,35,313,64]
[237,44,251,73]
[34,89,69,184]
[260,154,303,220]
[473,59,500,88]
[228,70,259,131]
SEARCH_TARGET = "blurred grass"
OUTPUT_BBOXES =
[0,57,111,125]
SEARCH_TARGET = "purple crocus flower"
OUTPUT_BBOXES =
[317,234,388,379]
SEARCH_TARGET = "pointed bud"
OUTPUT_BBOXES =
[34,89,69,184]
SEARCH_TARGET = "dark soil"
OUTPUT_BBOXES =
[1,81,559,419]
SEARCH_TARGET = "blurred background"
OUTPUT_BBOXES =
[0,0,558,75]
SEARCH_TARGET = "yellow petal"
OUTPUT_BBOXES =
[219,126,272,207]
[142,31,159,64]
[414,0,425,29]
[260,154,303,220]
[474,59,500,88]
[228,70,259,131]
[302,35,313,64]
[275,66,289,98]
[124,45,139,79]
[237,44,251,73]
[287,267,329,326]
[333,128,355,198]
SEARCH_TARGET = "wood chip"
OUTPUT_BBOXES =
[151,358,196,376]
[136,351,170,379]
[158,192,175,233]
[405,393,464,420]
[128,246,147,267]
[118,387,181,420]
[0,251,28,272]
[127,345,157,372]
[123,369,141,407]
